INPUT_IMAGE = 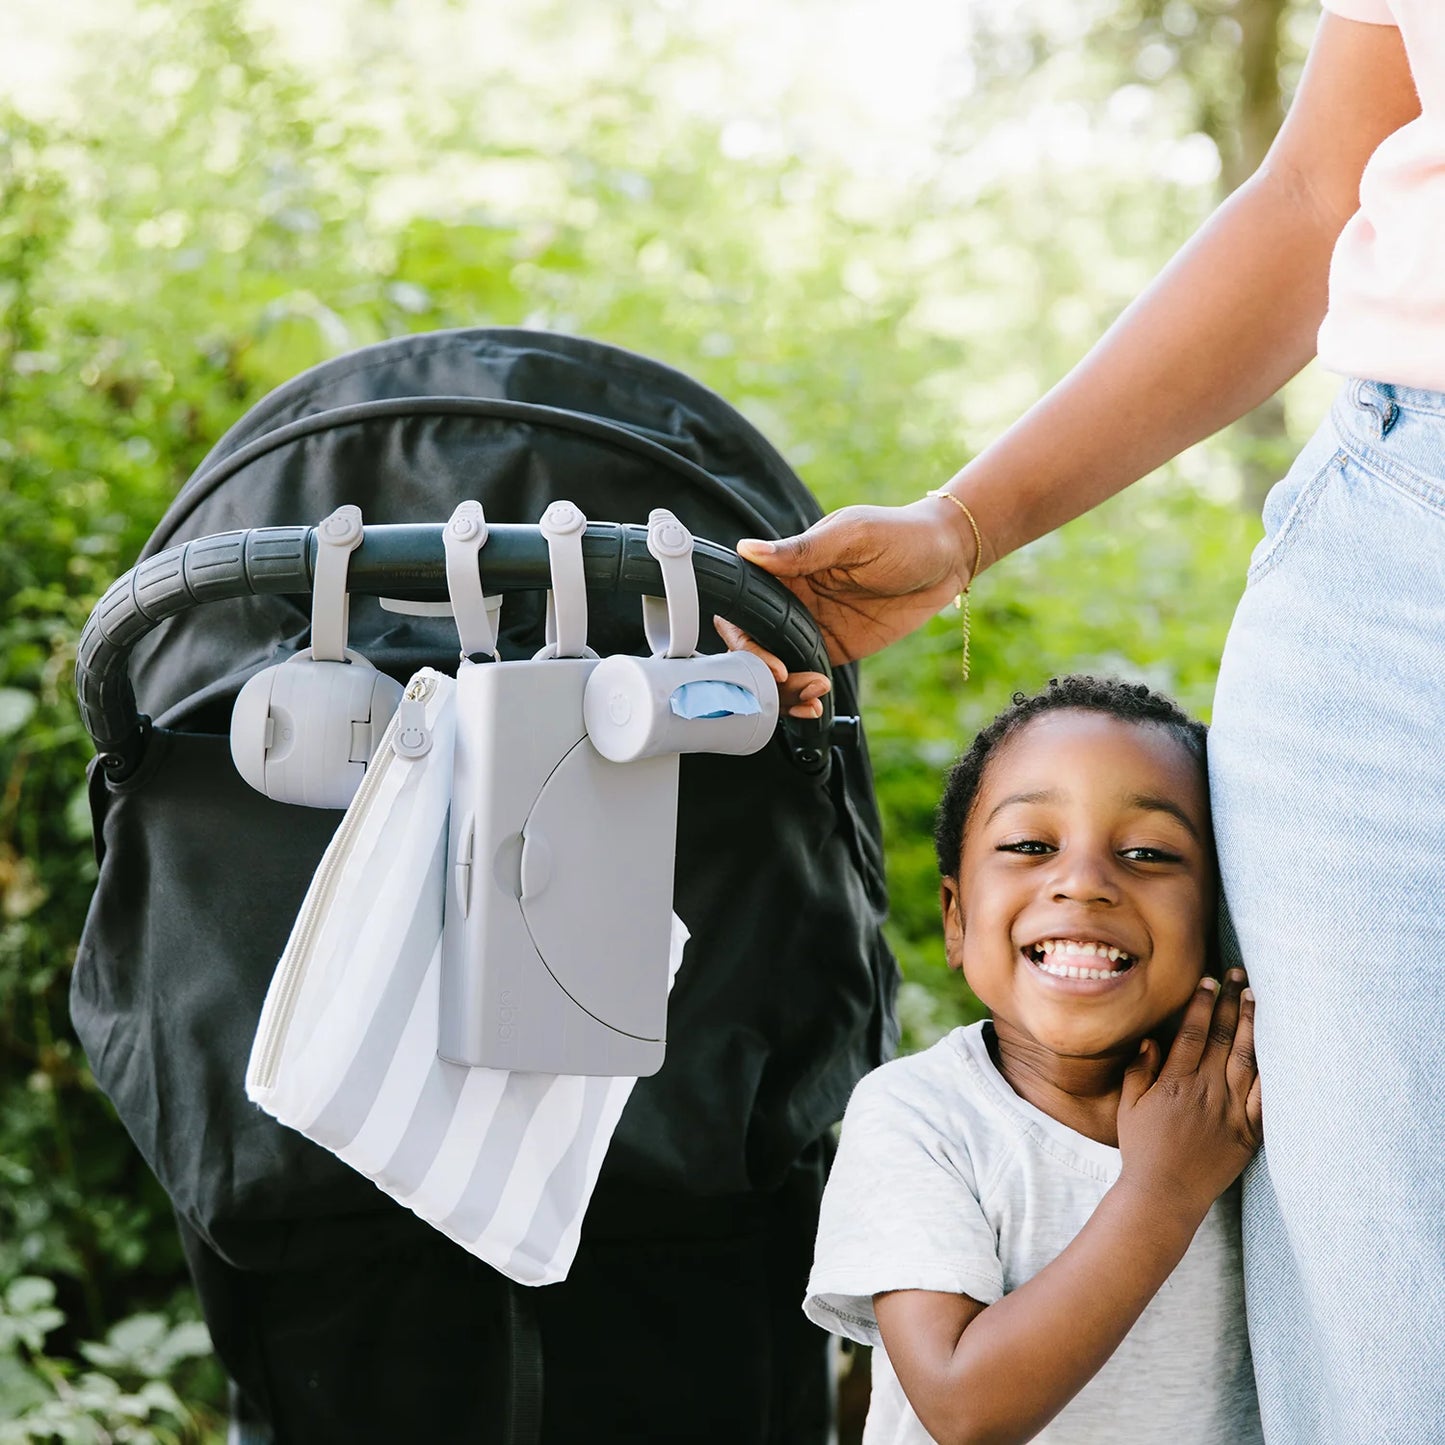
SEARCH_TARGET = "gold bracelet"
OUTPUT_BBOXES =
[924,489,984,682]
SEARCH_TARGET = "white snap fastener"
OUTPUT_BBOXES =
[321,506,363,545]
[543,501,583,534]
[647,513,693,558]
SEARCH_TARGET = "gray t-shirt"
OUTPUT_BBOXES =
[805,1022,1261,1444]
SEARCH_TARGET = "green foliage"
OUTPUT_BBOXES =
[0,1278,218,1443]
[1,0,1317,1426]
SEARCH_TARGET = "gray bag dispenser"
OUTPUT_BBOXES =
[438,501,777,1076]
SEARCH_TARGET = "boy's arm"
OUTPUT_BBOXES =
[874,1183,1200,1445]
[877,975,1262,1445]
[730,14,1419,665]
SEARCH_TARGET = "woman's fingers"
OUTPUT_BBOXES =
[712,615,832,716]
[740,504,958,596]
[736,535,791,571]
[787,675,830,719]
[713,615,787,681]
[737,518,839,578]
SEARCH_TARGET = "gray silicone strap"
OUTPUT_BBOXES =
[539,501,590,660]
[642,509,699,658]
[443,501,498,661]
[311,505,364,662]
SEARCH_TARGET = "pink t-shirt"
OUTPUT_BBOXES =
[1316,0,1445,392]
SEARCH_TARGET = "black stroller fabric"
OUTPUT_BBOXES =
[73,328,898,1275]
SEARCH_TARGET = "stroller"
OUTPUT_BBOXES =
[74,329,897,1443]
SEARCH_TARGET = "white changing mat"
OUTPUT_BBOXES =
[245,667,688,1285]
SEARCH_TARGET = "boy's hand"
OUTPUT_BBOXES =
[1116,969,1264,1224]
[713,615,831,720]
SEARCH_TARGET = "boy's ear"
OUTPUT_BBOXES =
[940,876,965,974]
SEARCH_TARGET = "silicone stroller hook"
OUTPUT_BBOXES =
[536,501,599,661]
[642,509,699,659]
[311,505,364,661]
[227,505,405,808]
[443,500,499,663]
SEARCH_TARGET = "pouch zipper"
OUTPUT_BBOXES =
[251,670,440,1091]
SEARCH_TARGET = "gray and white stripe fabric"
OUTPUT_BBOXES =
[245,670,688,1285]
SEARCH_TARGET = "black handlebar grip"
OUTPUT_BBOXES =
[76,523,835,778]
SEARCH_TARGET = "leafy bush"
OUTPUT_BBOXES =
[0,1277,219,1443]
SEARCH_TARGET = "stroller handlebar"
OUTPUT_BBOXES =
[77,521,839,780]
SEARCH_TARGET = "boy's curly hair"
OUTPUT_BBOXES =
[933,675,1208,879]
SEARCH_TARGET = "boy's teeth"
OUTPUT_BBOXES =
[1037,939,1125,960]
[1028,939,1133,979]
[1035,959,1126,980]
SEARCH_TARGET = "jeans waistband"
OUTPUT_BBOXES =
[1355,379,1445,415]
[1330,379,1445,509]
[1339,379,1445,437]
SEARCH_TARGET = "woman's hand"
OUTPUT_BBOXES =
[735,495,983,666]
[1116,969,1264,1225]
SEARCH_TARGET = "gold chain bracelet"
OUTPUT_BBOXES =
[924,489,984,682]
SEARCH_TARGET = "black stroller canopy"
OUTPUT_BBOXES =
[81,329,843,775]
[158,328,817,552]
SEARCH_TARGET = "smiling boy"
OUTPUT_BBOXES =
[804,677,1263,1445]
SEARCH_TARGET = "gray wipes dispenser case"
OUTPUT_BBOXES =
[439,502,776,1076]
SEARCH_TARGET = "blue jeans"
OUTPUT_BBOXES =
[1210,380,1445,1443]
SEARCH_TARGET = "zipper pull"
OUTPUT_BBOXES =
[393,676,434,759]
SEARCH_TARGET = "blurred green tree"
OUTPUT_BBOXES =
[986,0,1318,503]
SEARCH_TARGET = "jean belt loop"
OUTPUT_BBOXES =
[1354,380,1398,438]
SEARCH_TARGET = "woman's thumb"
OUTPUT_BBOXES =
[737,532,812,577]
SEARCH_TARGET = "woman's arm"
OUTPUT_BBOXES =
[937,12,1417,564]
[735,15,1419,664]
[877,976,1263,1445]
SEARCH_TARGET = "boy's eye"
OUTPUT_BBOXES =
[997,840,1054,855]
[1119,846,1183,863]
